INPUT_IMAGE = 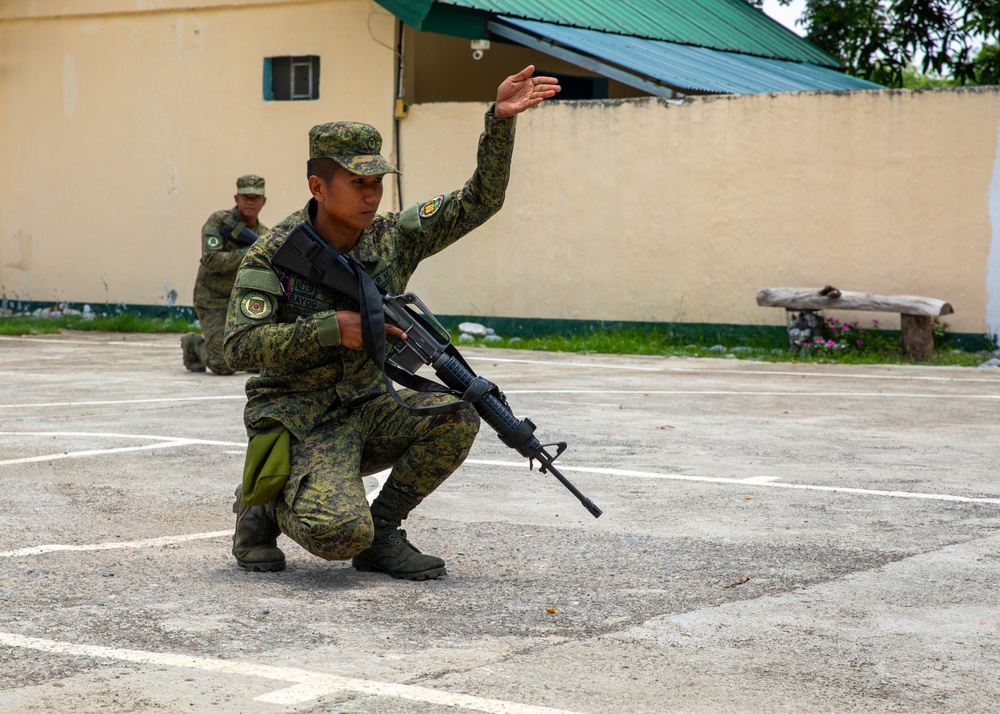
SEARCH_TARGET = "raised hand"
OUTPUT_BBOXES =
[494,65,561,120]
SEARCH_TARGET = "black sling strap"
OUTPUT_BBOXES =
[345,255,465,416]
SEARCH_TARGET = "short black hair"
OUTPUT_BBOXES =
[307,157,342,182]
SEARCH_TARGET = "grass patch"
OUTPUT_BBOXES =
[0,314,198,336]
[454,322,994,367]
[1,314,994,367]
[468,332,989,367]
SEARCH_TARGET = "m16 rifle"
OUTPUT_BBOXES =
[272,220,602,518]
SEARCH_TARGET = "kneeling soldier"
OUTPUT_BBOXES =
[224,67,560,578]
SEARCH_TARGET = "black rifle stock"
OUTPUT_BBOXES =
[219,220,259,247]
[272,221,602,518]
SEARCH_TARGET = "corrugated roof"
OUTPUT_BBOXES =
[377,0,839,67]
[494,17,882,95]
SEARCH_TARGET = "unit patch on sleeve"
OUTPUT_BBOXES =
[419,195,445,219]
[206,235,222,249]
[240,293,273,320]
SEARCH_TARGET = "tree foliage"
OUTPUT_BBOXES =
[748,0,1000,87]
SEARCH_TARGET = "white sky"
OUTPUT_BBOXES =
[761,0,808,37]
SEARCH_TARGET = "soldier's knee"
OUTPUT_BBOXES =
[302,515,374,561]
[451,401,481,443]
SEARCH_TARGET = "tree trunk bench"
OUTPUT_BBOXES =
[756,286,954,362]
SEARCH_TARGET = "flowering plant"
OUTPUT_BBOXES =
[799,317,879,353]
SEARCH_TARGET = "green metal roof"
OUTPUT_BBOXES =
[375,0,840,67]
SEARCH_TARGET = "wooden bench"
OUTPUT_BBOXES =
[756,286,954,362]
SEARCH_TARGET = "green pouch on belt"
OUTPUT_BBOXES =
[241,421,291,506]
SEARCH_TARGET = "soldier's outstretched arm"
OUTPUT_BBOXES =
[396,65,562,271]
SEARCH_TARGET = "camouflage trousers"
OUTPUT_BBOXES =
[274,390,480,561]
[193,306,234,375]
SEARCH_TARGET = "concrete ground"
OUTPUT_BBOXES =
[0,331,998,714]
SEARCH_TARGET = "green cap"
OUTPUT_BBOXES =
[236,174,266,196]
[308,122,399,176]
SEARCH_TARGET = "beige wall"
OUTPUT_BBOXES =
[0,0,400,308]
[399,88,1000,336]
[2,2,999,339]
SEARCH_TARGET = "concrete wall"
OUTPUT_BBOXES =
[0,0,400,309]
[399,88,1000,337]
[2,1,998,339]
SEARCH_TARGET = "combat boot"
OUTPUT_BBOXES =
[352,484,445,581]
[232,486,285,572]
[181,334,206,372]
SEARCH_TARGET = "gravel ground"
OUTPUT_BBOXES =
[0,332,998,713]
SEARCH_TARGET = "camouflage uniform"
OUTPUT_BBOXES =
[225,109,515,567]
[183,175,268,375]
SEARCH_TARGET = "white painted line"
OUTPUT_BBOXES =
[0,440,198,466]
[464,459,1000,505]
[466,355,1000,384]
[0,632,585,713]
[0,431,244,467]
[666,366,1000,384]
[0,431,243,445]
[0,335,167,347]
[0,395,244,409]
[741,476,783,484]
[501,389,1000,400]
[0,531,232,558]
[465,355,664,372]
[1,382,996,412]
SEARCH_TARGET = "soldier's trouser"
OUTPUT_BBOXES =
[274,390,480,561]
[193,306,234,375]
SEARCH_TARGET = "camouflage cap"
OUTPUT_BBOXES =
[236,174,266,196]
[308,122,399,176]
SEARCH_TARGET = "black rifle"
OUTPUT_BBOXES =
[220,219,259,247]
[272,221,602,518]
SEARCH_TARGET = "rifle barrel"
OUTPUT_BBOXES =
[537,450,603,518]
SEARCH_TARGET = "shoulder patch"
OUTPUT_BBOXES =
[419,195,445,219]
[240,293,273,320]
[206,235,222,250]
[234,267,282,294]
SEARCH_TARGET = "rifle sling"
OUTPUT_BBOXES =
[347,255,464,416]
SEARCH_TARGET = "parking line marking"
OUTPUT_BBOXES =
[7,391,994,410]
[0,432,244,467]
[466,355,1000,383]
[501,389,1000,400]
[0,531,232,558]
[0,396,244,409]
[464,459,1000,505]
[0,632,585,713]
[0,441,198,466]
[0,335,167,347]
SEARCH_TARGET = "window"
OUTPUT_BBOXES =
[539,71,608,100]
[264,56,320,101]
